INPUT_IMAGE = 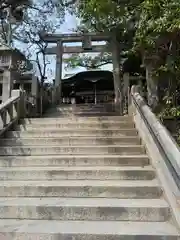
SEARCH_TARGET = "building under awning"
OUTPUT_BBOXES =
[62,70,114,104]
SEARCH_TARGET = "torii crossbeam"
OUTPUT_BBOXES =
[41,32,122,110]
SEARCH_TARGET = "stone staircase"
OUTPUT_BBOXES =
[0,104,179,239]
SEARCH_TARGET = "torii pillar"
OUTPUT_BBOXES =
[55,40,63,104]
[111,34,123,114]
[2,69,13,102]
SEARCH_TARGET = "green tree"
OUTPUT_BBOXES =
[0,0,65,46]
[64,52,112,70]
[69,0,180,110]
[16,4,62,116]
[0,0,68,115]
[134,0,180,110]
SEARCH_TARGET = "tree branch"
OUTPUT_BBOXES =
[0,0,32,10]
[0,19,7,43]
[36,51,43,80]
[95,61,112,68]
[57,0,78,7]
[23,2,54,14]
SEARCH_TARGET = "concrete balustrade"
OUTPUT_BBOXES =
[0,89,35,136]
[130,85,180,230]
[0,90,23,134]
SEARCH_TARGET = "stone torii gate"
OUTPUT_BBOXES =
[41,32,123,110]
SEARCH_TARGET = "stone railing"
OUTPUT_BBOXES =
[130,85,180,186]
[129,85,180,227]
[0,89,34,136]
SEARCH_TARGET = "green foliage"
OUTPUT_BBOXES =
[158,106,180,120]
[65,0,142,72]
[71,0,180,75]
[76,0,140,34]
[64,52,112,70]
[64,0,180,143]
[135,0,180,50]
[134,0,180,87]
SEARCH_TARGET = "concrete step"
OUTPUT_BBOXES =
[22,115,132,124]
[0,180,162,198]
[47,109,118,113]
[56,103,114,106]
[52,108,118,112]
[60,106,116,109]
[22,119,133,125]
[16,121,135,130]
[0,155,149,167]
[0,137,141,146]
[47,105,115,109]
[43,112,122,117]
[0,166,155,180]
[0,220,179,239]
[21,120,133,126]
[0,145,145,156]
[0,198,170,221]
[53,105,116,110]
[45,110,118,114]
[15,127,137,132]
[6,129,138,138]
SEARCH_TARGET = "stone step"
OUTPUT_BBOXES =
[0,220,178,239]
[46,105,115,108]
[0,155,149,167]
[57,103,114,106]
[15,127,137,132]
[0,145,145,156]
[48,109,117,113]
[54,105,116,109]
[43,112,121,117]
[0,180,162,198]
[16,121,135,130]
[57,105,113,108]
[0,137,141,146]
[7,129,138,138]
[45,111,119,115]
[22,115,132,124]
[0,198,170,221]
[42,113,129,117]
[47,105,115,109]
[0,166,155,180]
[52,108,116,112]
[22,119,133,125]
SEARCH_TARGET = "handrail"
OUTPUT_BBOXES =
[0,95,20,112]
[131,85,180,188]
[0,92,22,137]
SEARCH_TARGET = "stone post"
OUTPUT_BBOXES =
[146,63,159,109]
[19,90,26,118]
[11,89,26,118]
[2,69,13,102]
[123,72,130,96]
[111,34,123,114]
[123,72,130,114]
[55,40,63,104]
[31,75,38,100]
[51,80,56,105]
[31,74,38,113]
[143,54,159,110]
